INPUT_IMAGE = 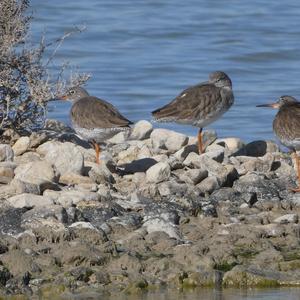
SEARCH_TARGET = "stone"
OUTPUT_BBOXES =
[150,128,188,152]
[44,189,100,207]
[12,136,30,156]
[107,131,129,144]
[200,149,224,163]
[0,144,14,162]
[179,168,208,185]
[238,140,280,157]
[7,193,53,208]
[188,129,217,148]
[215,137,245,153]
[130,120,153,140]
[37,141,84,175]
[143,218,182,240]
[59,172,93,185]
[87,162,115,184]
[273,214,298,224]
[183,152,201,167]
[0,164,14,184]
[174,144,198,161]
[14,161,56,192]
[146,162,171,183]
[117,145,140,164]
[197,176,219,194]
[117,158,157,175]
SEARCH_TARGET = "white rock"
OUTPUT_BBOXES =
[12,136,30,156]
[0,144,14,162]
[69,222,97,230]
[143,218,182,240]
[37,141,84,175]
[14,161,56,187]
[197,176,219,193]
[273,214,298,224]
[200,149,224,163]
[174,144,198,161]
[180,168,208,185]
[183,152,201,167]
[150,128,188,152]
[215,137,245,153]
[7,193,53,208]
[146,162,171,183]
[107,131,128,144]
[130,120,153,140]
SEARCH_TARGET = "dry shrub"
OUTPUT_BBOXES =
[0,0,90,134]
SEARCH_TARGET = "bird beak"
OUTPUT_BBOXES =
[256,102,280,109]
[57,95,68,101]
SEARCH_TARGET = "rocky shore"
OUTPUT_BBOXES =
[0,119,300,299]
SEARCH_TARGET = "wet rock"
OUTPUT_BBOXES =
[0,144,14,162]
[7,193,54,208]
[146,162,171,183]
[150,128,188,152]
[12,136,30,156]
[37,141,84,175]
[130,120,153,140]
[14,161,57,191]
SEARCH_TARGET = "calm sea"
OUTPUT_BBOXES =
[30,0,300,143]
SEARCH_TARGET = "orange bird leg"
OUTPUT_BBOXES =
[92,141,101,164]
[197,128,204,154]
[291,151,300,192]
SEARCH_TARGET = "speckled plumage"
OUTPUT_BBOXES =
[152,71,234,128]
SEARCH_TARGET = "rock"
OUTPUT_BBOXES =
[44,190,100,207]
[179,168,208,185]
[117,145,140,164]
[59,172,93,185]
[197,176,219,194]
[7,193,54,208]
[273,214,298,224]
[14,161,56,192]
[117,158,157,175]
[0,144,14,162]
[14,151,41,164]
[150,129,188,152]
[107,131,129,144]
[201,149,224,163]
[87,162,115,184]
[188,129,217,148]
[146,162,171,183]
[143,218,182,240]
[0,163,15,184]
[238,140,280,157]
[37,141,84,175]
[130,120,153,140]
[215,137,245,153]
[12,136,30,156]
[174,144,198,161]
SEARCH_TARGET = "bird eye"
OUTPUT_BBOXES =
[69,90,75,95]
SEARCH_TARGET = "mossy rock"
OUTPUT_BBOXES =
[38,284,67,299]
[223,266,279,288]
[181,272,215,288]
[123,279,148,294]
[279,260,300,271]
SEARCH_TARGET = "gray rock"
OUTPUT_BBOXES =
[174,144,198,161]
[237,140,280,157]
[179,168,208,185]
[197,176,219,194]
[0,163,15,184]
[146,162,171,183]
[107,131,129,144]
[150,128,188,152]
[273,214,298,224]
[12,136,30,156]
[7,193,54,208]
[87,162,115,184]
[14,161,56,191]
[201,149,225,163]
[59,172,94,185]
[0,144,14,162]
[37,141,84,175]
[215,137,245,154]
[130,120,153,140]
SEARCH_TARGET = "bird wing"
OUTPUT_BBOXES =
[152,82,222,122]
[71,96,133,129]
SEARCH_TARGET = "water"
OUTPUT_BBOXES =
[64,288,300,300]
[30,0,300,143]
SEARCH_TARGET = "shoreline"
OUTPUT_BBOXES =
[0,119,300,297]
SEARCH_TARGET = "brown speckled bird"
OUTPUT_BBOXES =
[152,71,234,153]
[257,95,300,192]
[59,86,133,164]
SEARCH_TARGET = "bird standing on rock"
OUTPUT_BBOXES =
[152,71,234,154]
[59,86,133,164]
[257,96,300,192]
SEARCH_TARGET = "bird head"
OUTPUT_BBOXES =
[256,95,298,109]
[59,86,89,103]
[209,71,232,88]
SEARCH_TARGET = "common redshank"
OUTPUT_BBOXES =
[59,86,133,164]
[151,71,234,153]
[257,95,300,192]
